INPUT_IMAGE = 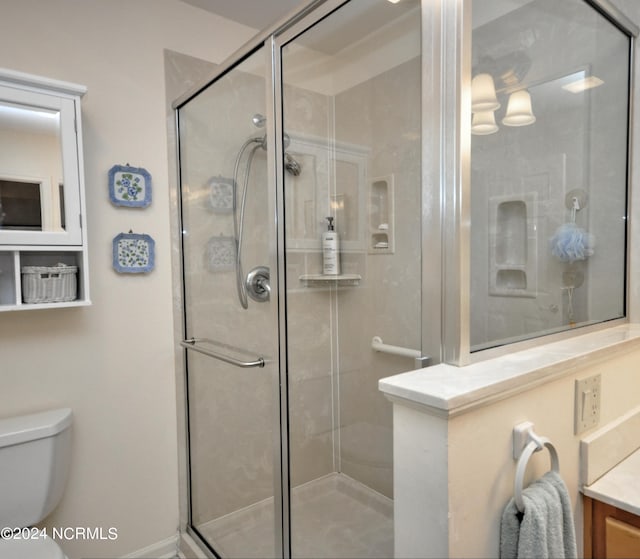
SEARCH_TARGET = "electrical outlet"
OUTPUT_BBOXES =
[575,374,601,435]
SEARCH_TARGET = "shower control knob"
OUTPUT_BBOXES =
[246,266,270,303]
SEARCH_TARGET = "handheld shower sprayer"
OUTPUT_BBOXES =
[232,113,303,309]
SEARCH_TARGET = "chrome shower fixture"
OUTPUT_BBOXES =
[248,114,302,177]
[232,114,303,310]
[284,153,302,176]
[252,113,266,128]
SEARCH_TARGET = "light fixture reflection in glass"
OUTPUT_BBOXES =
[471,110,499,135]
[562,75,604,93]
[502,89,536,126]
[471,73,500,112]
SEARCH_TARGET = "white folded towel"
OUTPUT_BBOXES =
[500,470,577,559]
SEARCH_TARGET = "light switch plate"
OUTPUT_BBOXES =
[575,374,601,435]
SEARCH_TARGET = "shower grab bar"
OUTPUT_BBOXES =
[371,336,421,360]
[180,337,265,368]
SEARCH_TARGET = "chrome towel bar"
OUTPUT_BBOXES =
[180,337,265,368]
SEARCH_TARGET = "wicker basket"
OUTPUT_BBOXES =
[22,263,78,304]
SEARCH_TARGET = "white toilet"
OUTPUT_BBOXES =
[0,408,72,559]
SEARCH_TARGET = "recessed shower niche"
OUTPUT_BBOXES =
[489,193,537,297]
[369,175,394,254]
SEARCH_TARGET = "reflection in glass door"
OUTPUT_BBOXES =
[280,1,422,557]
[177,45,282,558]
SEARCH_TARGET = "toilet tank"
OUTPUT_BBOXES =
[0,408,72,528]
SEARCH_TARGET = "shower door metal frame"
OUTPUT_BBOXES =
[266,34,289,559]
[583,1,639,328]
[421,0,466,367]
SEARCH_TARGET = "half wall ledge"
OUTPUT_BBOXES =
[379,324,640,418]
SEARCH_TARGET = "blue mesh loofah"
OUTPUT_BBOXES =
[550,222,595,262]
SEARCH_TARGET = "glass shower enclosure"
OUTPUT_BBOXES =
[173,0,634,556]
[175,0,423,557]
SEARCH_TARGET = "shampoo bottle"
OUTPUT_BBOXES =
[322,216,340,275]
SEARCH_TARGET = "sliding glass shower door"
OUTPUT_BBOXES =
[177,45,283,558]
[176,1,423,557]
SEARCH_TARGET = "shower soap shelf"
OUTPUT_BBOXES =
[299,274,361,287]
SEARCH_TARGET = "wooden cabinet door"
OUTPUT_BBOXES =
[586,496,640,558]
[605,517,640,558]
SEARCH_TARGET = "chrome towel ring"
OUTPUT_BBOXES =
[513,425,560,513]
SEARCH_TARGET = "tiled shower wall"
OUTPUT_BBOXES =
[333,57,422,498]
[284,56,422,499]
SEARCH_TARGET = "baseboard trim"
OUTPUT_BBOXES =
[121,534,180,558]
[179,531,209,558]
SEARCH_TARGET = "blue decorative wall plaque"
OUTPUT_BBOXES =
[112,233,155,273]
[108,164,152,208]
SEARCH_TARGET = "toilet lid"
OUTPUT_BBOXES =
[0,533,66,559]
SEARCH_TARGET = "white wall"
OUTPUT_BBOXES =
[0,1,254,558]
[448,347,640,557]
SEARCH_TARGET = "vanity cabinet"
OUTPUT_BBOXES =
[584,496,640,558]
[0,69,90,311]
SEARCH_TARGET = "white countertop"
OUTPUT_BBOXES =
[583,449,640,516]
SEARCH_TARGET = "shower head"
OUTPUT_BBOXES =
[284,153,302,177]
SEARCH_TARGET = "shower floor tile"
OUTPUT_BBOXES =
[196,473,393,558]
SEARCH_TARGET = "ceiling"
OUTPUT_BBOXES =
[181,0,420,56]
[181,0,536,32]
[180,0,309,30]
[472,0,535,29]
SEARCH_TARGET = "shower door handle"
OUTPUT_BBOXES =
[180,338,265,368]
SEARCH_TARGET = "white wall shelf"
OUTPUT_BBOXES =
[0,69,90,312]
[0,248,90,311]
